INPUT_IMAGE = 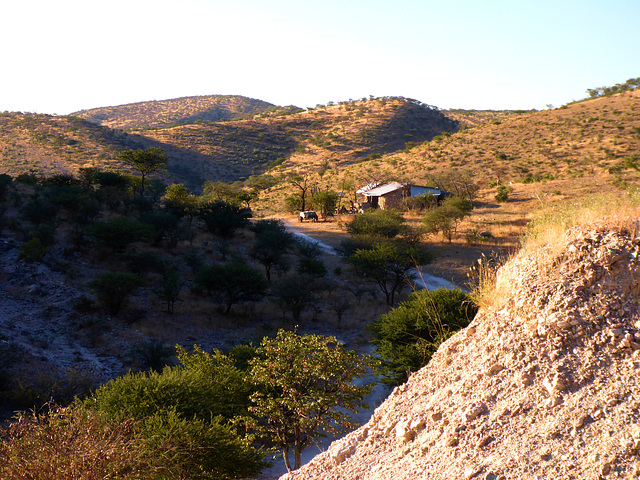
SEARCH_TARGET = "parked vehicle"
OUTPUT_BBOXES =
[299,211,319,222]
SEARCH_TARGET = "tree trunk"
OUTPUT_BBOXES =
[294,427,303,470]
[283,446,292,472]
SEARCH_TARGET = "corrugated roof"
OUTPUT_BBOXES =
[362,183,404,196]
[410,186,441,197]
[356,182,380,194]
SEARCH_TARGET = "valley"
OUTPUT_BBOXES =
[1,81,640,478]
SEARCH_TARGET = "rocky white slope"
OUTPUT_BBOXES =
[283,222,640,479]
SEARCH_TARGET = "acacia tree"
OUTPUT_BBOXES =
[250,220,294,281]
[309,190,340,220]
[119,147,168,196]
[88,272,145,316]
[422,196,473,242]
[195,261,268,314]
[288,173,315,212]
[248,330,373,472]
[349,242,433,305]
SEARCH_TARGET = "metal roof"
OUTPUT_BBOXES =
[410,186,442,197]
[362,183,404,197]
[356,182,380,194]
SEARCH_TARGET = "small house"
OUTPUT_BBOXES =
[359,183,447,210]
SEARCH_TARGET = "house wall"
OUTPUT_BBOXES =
[379,189,406,209]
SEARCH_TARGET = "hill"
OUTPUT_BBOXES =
[0,113,136,177]
[134,97,459,184]
[293,90,640,194]
[0,97,461,187]
[284,217,640,479]
[72,94,276,130]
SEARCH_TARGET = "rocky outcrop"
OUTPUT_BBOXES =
[283,223,640,479]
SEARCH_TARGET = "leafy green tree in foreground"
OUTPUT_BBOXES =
[248,330,374,472]
[370,288,477,385]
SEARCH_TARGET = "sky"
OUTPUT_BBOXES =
[1,0,638,115]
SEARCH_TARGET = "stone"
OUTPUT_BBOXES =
[486,363,504,376]
[444,432,459,447]
[464,402,488,422]
[330,439,357,465]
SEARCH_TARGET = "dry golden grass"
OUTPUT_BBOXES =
[470,188,640,311]
[0,406,158,480]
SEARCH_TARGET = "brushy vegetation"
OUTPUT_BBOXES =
[3,78,640,477]
[370,288,477,385]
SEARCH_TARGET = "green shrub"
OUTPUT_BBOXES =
[297,257,327,277]
[346,209,405,238]
[140,410,264,480]
[0,403,263,480]
[370,288,477,385]
[422,196,473,242]
[89,346,252,422]
[83,346,264,478]
[18,238,46,263]
[89,216,152,252]
[495,184,512,202]
[88,272,145,316]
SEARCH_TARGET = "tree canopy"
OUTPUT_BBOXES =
[370,288,477,385]
[349,242,433,305]
[247,330,373,472]
[118,147,168,196]
[346,209,406,238]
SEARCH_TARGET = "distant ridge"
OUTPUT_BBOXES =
[72,94,276,130]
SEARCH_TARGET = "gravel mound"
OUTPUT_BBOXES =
[283,222,640,479]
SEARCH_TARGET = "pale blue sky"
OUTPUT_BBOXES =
[1,0,638,114]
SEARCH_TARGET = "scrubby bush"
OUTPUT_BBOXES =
[495,184,512,202]
[370,288,477,385]
[422,196,473,242]
[297,257,327,277]
[81,346,265,479]
[346,209,406,238]
[0,402,262,480]
[89,216,152,252]
[18,238,46,263]
[88,272,145,316]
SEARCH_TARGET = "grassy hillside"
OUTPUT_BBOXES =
[307,90,640,190]
[0,113,136,177]
[1,97,462,187]
[73,94,277,130]
[135,97,459,184]
[251,89,640,284]
[3,88,640,203]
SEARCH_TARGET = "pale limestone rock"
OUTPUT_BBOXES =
[329,438,357,465]
[464,402,488,422]
[486,363,504,376]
